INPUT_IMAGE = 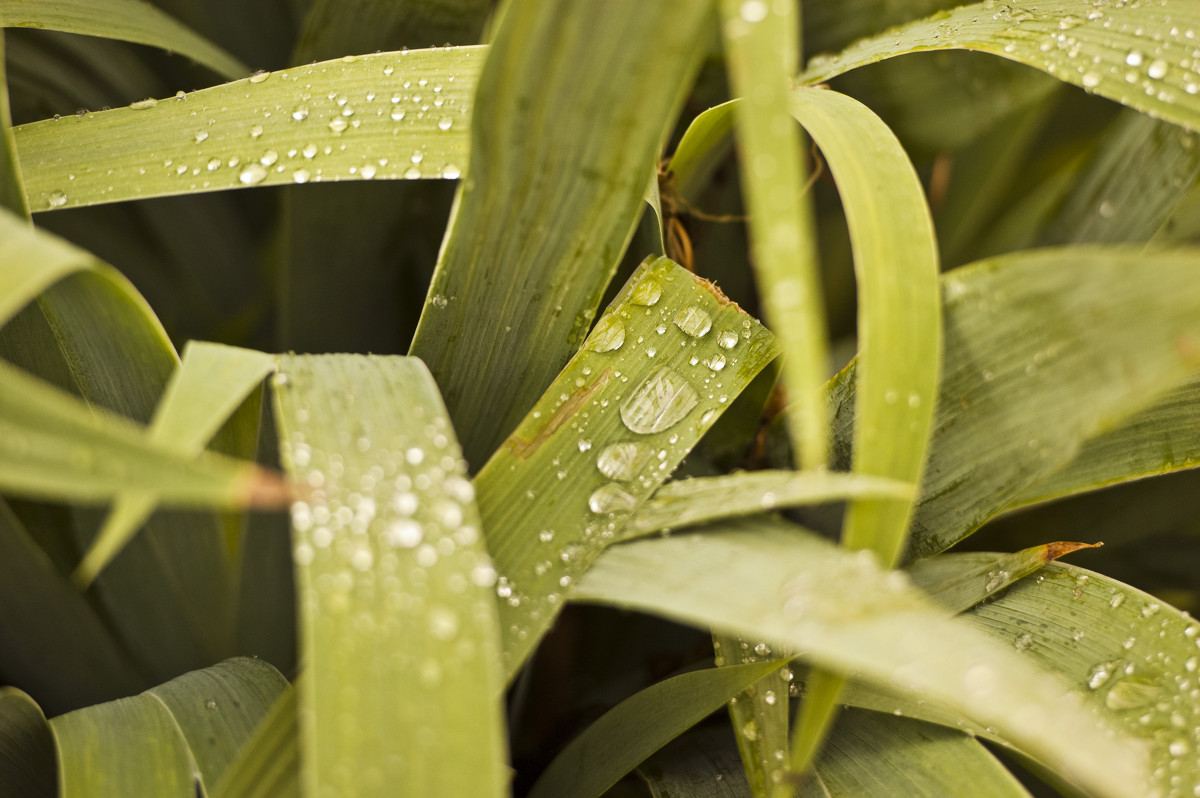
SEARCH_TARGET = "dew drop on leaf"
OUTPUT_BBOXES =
[629,279,663,306]
[239,164,268,185]
[717,330,739,349]
[595,441,651,481]
[620,368,699,434]
[588,482,637,514]
[673,306,712,337]
[585,315,626,352]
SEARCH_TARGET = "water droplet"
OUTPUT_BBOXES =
[717,330,739,349]
[391,108,406,121]
[438,116,453,130]
[238,164,268,185]
[620,368,699,434]
[588,482,637,514]
[293,169,311,183]
[1081,71,1101,89]
[260,150,279,167]
[753,641,771,657]
[130,98,157,110]
[629,279,663,306]
[1104,676,1159,711]
[763,690,777,705]
[742,719,759,741]
[708,353,727,372]
[585,315,626,352]
[1148,59,1168,80]
[204,699,217,710]
[1169,740,1189,757]
[249,70,270,84]
[361,164,377,179]
[984,569,1010,592]
[1014,632,1033,650]
[673,306,712,337]
[740,0,768,23]
[1109,592,1126,609]
[194,130,209,143]
[595,442,650,481]
[1087,660,1120,690]
[47,191,68,209]
[384,519,422,548]
[328,117,349,133]
[1126,51,1144,67]
[442,164,461,180]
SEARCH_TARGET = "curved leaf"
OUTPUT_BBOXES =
[0,0,248,80]
[0,30,27,218]
[0,687,56,798]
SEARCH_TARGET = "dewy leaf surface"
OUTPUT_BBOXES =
[827,247,1200,561]
[410,0,713,467]
[13,46,481,210]
[474,256,779,678]
[527,661,783,798]
[271,354,508,798]
[0,0,248,80]
[574,518,1149,798]
[800,0,1200,134]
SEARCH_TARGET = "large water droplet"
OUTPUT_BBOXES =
[673,306,712,337]
[717,330,739,349]
[588,482,637,514]
[595,441,652,481]
[585,316,626,352]
[629,279,663,306]
[620,368,699,433]
[239,164,268,185]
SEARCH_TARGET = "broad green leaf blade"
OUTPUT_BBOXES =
[628,471,913,539]
[0,31,28,219]
[0,498,146,715]
[75,342,276,584]
[574,519,1150,798]
[52,696,196,798]
[0,356,286,507]
[720,0,828,471]
[527,661,783,798]
[0,687,56,797]
[638,726,757,798]
[0,0,248,80]
[474,256,779,678]
[907,543,1102,614]
[271,354,508,797]
[146,657,288,790]
[13,46,482,211]
[0,207,110,327]
[212,687,298,798]
[789,87,941,565]
[814,710,1031,798]
[826,247,1200,561]
[50,658,285,798]
[800,0,1200,134]
[1011,374,1200,509]
[410,0,712,466]
[965,562,1200,796]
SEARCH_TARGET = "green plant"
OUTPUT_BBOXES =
[2,0,1200,795]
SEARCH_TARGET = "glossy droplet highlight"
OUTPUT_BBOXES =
[588,482,637,514]
[673,306,712,337]
[595,441,651,481]
[238,164,268,185]
[620,368,699,434]
[629,279,662,306]
[585,315,626,352]
[717,330,739,349]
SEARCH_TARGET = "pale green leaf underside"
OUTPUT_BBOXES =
[628,471,912,539]
[75,342,276,584]
[50,658,285,798]
[528,661,783,798]
[271,354,507,798]
[801,0,1200,134]
[474,256,779,679]
[575,519,1149,798]
[13,46,482,211]
[0,0,249,80]
[410,0,712,466]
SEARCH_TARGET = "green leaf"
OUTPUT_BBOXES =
[0,687,56,797]
[0,355,286,508]
[574,519,1150,798]
[828,247,1200,561]
[813,710,1031,798]
[0,0,248,80]
[51,657,286,797]
[410,0,713,466]
[527,661,783,798]
[627,471,913,540]
[720,0,827,471]
[212,687,298,798]
[1011,374,1200,508]
[800,0,1200,135]
[0,497,146,715]
[637,726,756,798]
[74,341,276,585]
[0,30,28,219]
[271,354,508,797]
[474,255,779,679]
[12,46,481,211]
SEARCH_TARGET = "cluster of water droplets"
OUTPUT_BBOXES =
[272,360,500,707]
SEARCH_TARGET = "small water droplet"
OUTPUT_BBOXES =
[588,482,637,514]
[629,279,663,306]
[204,699,217,711]
[763,690,777,705]
[391,108,406,121]
[361,164,377,179]
[194,130,209,143]
[1126,51,1144,67]
[708,353,727,372]
[1087,660,1120,690]
[239,164,268,185]
[47,191,68,209]
[717,330,739,349]
[984,569,1010,592]
[1104,676,1159,711]
[328,117,349,133]
[1148,59,1168,80]
[438,116,453,130]
[595,441,651,481]
[384,519,422,548]
[1081,71,1101,89]
[293,169,311,183]
[130,98,158,110]
[1014,633,1033,650]
[673,306,713,337]
[1109,592,1126,609]
[442,163,461,179]
[585,316,626,352]
[620,368,699,434]
[742,719,759,741]
[249,70,270,84]
[260,150,279,167]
